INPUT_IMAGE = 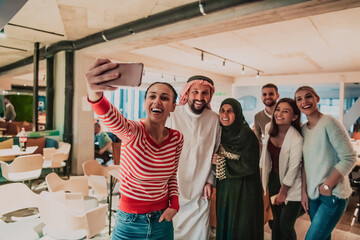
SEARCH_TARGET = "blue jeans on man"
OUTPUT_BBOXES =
[305,195,348,240]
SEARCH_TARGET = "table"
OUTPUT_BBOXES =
[108,169,120,235]
[0,146,38,160]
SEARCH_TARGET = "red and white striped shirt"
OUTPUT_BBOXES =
[91,96,183,214]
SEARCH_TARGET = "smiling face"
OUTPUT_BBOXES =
[187,83,211,114]
[219,104,236,127]
[274,102,298,127]
[261,87,279,107]
[295,89,319,116]
[145,83,176,123]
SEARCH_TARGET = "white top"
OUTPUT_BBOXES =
[166,104,221,240]
[260,124,303,202]
[302,114,356,199]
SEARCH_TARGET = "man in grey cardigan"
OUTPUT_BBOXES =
[254,83,279,150]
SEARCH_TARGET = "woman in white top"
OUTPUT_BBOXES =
[260,98,303,240]
[295,86,356,240]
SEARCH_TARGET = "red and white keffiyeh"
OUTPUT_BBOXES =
[178,79,215,109]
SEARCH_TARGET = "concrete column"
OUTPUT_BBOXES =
[53,52,66,138]
[71,53,96,175]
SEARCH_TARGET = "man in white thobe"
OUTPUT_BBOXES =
[166,75,221,240]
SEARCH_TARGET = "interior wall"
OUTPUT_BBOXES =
[233,71,360,125]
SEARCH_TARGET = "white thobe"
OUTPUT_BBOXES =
[166,104,221,240]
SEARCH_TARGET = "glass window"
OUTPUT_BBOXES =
[139,90,146,120]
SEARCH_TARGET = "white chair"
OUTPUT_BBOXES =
[82,159,119,182]
[0,154,44,187]
[38,191,107,239]
[82,159,120,235]
[82,159,120,198]
[43,142,71,178]
[45,172,99,211]
[0,183,43,240]
[46,172,89,197]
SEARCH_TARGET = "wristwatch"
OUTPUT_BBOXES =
[323,184,330,191]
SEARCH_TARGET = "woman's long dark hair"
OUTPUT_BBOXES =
[268,98,301,137]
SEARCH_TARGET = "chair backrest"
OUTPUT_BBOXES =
[43,147,56,160]
[27,137,46,154]
[38,191,107,239]
[111,141,121,165]
[82,159,104,176]
[46,172,89,197]
[0,183,39,216]
[0,138,15,161]
[38,191,88,238]
[1,154,44,181]
[57,142,71,152]
[50,152,68,168]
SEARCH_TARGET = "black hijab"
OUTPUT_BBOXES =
[219,98,260,178]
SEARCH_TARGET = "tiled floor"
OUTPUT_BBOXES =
[2,178,360,239]
[209,192,360,240]
[264,193,360,240]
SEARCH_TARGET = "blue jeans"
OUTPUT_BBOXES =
[305,195,348,240]
[112,209,174,240]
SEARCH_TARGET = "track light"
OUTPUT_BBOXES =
[199,0,206,16]
[0,29,5,38]
[194,47,263,75]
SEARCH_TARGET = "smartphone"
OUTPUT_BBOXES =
[99,62,144,87]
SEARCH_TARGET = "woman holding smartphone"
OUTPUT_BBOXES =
[295,86,356,240]
[86,58,184,240]
[260,98,303,240]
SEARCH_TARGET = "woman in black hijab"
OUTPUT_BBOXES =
[213,98,263,240]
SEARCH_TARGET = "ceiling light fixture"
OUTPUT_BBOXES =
[194,47,264,76]
[0,29,5,38]
[199,0,206,16]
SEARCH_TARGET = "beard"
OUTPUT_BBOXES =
[263,99,276,107]
[189,100,207,114]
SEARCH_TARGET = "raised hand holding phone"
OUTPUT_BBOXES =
[86,59,143,102]
[99,62,143,87]
[86,59,119,101]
